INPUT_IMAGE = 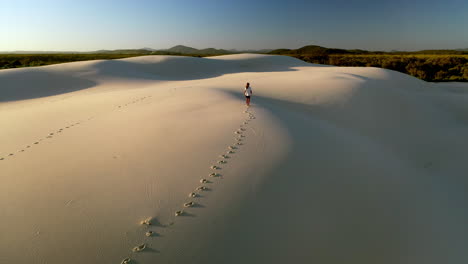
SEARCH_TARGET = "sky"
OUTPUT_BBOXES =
[0,0,467,51]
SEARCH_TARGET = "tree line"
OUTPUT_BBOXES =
[0,54,144,69]
[2,53,468,82]
[293,54,468,82]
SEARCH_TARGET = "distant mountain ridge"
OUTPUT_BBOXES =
[164,45,200,54]
[1,45,467,55]
[269,45,468,55]
[270,45,353,55]
[161,45,234,55]
[0,45,267,55]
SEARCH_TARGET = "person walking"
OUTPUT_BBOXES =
[244,82,253,106]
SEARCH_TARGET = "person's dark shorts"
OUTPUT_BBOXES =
[245,96,251,99]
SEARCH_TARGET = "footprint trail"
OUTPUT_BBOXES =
[121,107,257,263]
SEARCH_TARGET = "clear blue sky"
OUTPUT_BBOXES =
[1,0,467,51]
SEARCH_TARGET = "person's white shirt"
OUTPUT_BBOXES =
[244,86,252,96]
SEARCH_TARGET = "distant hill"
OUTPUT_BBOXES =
[3,45,467,56]
[269,45,467,55]
[270,45,353,55]
[268,48,293,55]
[164,45,200,54]
[164,45,234,55]
[295,45,350,55]
[163,45,272,55]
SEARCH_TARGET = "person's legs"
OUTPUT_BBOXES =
[246,96,250,106]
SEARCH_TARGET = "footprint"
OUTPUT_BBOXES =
[196,186,207,191]
[49,133,54,135]
[133,244,146,252]
[175,210,183,216]
[0,158,4,161]
[140,218,152,226]
[228,146,237,150]
[227,150,235,154]
[236,138,242,142]
[220,155,230,159]
[200,179,208,183]
[189,192,197,198]
[236,143,243,146]
[209,173,220,177]
[19,150,25,152]
[145,231,154,237]
[240,128,246,131]
[240,135,246,138]
[34,142,39,144]
[184,202,194,208]
[121,258,131,264]
[235,131,242,134]
[8,153,14,156]
[210,165,220,170]
[218,160,227,164]
[26,146,31,148]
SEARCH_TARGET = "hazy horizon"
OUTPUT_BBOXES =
[1,43,468,53]
[1,0,467,52]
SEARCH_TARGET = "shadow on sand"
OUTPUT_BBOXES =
[197,89,433,263]
[0,54,325,102]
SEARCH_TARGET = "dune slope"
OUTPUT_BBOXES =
[1,54,468,264]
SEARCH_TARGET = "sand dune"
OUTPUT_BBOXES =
[1,54,468,264]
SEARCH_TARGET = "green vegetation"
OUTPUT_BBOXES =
[0,52,213,70]
[291,54,468,82]
[2,45,468,82]
[0,45,239,70]
[0,54,146,69]
[270,45,468,82]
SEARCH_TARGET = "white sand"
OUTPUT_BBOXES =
[1,54,468,264]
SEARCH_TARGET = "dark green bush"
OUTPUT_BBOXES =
[294,54,468,82]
